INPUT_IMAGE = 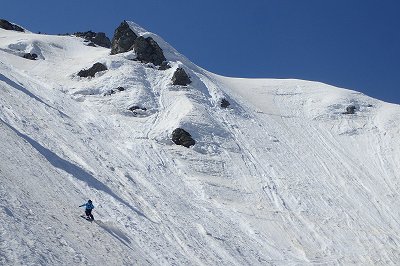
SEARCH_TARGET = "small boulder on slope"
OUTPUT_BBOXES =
[78,63,107,78]
[344,105,357,114]
[172,128,195,148]
[220,98,230,108]
[23,53,38,60]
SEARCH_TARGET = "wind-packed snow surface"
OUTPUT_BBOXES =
[0,22,400,265]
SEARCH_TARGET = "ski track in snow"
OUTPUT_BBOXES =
[1,25,400,265]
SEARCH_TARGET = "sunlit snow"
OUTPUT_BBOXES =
[0,23,399,265]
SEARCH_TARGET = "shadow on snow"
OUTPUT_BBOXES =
[0,73,69,118]
[1,118,154,223]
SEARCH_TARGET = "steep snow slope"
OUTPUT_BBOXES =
[1,24,400,265]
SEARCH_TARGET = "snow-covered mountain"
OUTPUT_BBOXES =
[1,20,400,265]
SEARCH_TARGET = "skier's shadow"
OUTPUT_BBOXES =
[95,220,133,250]
[2,119,155,223]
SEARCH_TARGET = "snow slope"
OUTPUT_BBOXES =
[0,23,400,265]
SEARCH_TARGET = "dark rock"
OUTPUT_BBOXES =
[110,21,138,55]
[128,105,147,115]
[159,61,171,70]
[344,105,357,114]
[103,90,116,96]
[172,68,191,86]
[172,128,195,148]
[103,87,125,96]
[93,32,111,48]
[23,53,38,60]
[110,21,167,65]
[0,19,24,32]
[220,98,230,108]
[75,31,96,39]
[86,42,96,47]
[133,36,166,66]
[128,105,147,112]
[75,31,111,48]
[78,62,107,78]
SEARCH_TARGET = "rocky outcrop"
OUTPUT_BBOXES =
[74,31,111,48]
[172,68,191,86]
[133,36,166,66]
[220,98,230,108]
[23,53,38,60]
[0,19,24,32]
[110,21,167,66]
[92,32,111,48]
[78,63,107,78]
[344,105,357,114]
[172,128,195,148]
[110,21,138,55]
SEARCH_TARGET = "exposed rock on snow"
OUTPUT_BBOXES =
[344,105,357,114]
[103,90,116,96]
[133,36,166,66]
[1,19,400,266]
[22,53,38,60]
[128,105,147,111]
[220,98,230,108]
[103,87,125,96]
[74,31,111,48]
[78,62,107,78]
[0,19,24,32]
[171,67,191,86]
[110,21,138,55]
[158,61,171,70]
[128,105,147,115]
[172,128,195,147]
[110,21,166,66]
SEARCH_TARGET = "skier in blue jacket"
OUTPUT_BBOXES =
[79,200,95,220]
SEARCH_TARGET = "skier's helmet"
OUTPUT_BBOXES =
[88,200,92,203]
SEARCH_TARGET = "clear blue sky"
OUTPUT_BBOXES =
[3,0,400,103]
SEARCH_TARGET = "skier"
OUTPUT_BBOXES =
[79,199,95,220]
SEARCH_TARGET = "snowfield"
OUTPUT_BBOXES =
[0,22,399,265]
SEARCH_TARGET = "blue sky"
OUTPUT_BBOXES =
[3,0,400,103]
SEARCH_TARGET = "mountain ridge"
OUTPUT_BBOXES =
[0,20,399,265]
